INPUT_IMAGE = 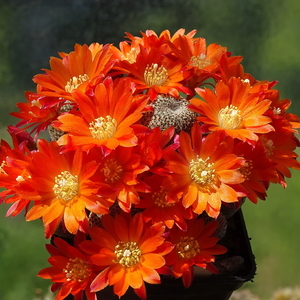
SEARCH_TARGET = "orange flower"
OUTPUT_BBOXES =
[163,123,245,218]
[156,28,198,42]
[139,28,197,45]
[171,35,227,69]
[38,235,99,300]
[82,213,173,300]
[137,174,194,230]
[94,145,150,213]
[115,29,197,65]
[165,218,227,288]
[168,34,230,91]
[189,77,274,142]
[23,140,111,237]
[218,53,254,84]
[33,43,115,101]
[53,77,149,151]
[115,42,191,100]
[111,33,144,64]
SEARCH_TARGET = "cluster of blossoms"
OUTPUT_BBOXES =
[1,29,300,300]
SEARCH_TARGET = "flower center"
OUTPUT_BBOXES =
[89,116,117,140]
[16,170,31,182]
[153,187,175,208]
[64,257,91,282]
[121,48,138,63]
[218,105,242,130]
[176,236,200,259]
[239,160,253,180]
[114,241,141,267]
[189,156,216,189]
[65,74,89,93]
[242,78,250,84]
[190,54,211,69]
[260,136,274,156]
[31,99,42,108]
[144,63,168,86]
[273,107,282,115]
[53,171,79,202]
[101,158,123,184]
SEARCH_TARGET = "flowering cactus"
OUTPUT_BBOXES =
[1,29,300,300]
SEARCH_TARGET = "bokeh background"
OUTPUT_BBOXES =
[0,1,300,299]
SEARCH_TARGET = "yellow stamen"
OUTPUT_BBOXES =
[53,171,79,202]
[89,116,117,140]
[15,169,31,182]
[190,54,211,69]
[28,100,41,117]
[0,161,7,175]
[114,241,141,267]
[176,236,200,259]
[241,78,250,84]
[273,107,281,115]
[101,158,123,183]
[153,187,175,208]
[189,156,216,190]
[65,74,89,93]
[218,105,242,130]
[239,160,253,180]
[144,63,168,86]
[260,136,274,156]
[63,257,91,282]
[121,48,138,63]
[16,175,25,182]
[31,100,42,108]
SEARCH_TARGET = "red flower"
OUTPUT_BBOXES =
[233,141,278,203]
[136,126,175,172]
[264,87,300,132]
[165,218,227,288]
[10,92,61,136]
[259,119,300,186]
[137,174,194,230]
[0,139,32,216]
[94,145,149,212]
[38,235,99,300]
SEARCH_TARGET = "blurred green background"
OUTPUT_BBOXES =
[0,1,300,299]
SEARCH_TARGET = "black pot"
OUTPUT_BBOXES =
[86,208,256,300]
